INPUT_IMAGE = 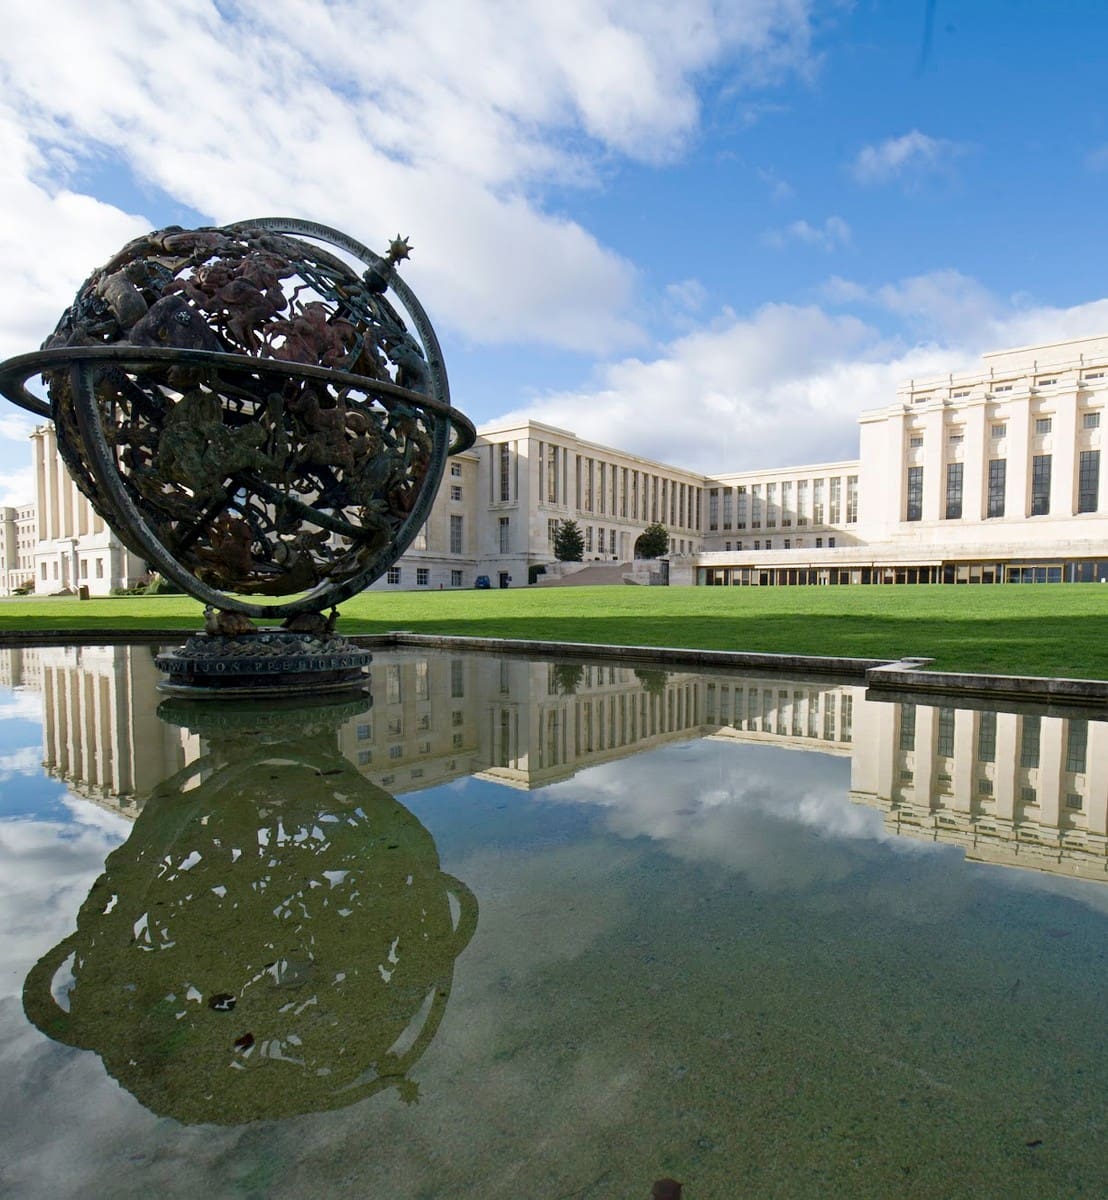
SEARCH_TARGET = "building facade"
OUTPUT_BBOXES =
[5,333,1108,596]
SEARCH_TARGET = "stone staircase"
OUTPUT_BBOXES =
[533,561,632,586]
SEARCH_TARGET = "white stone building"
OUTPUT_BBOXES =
[5,332,1108,595]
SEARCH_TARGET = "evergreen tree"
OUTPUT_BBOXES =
[635,522,669,559]
[553,518,584,562]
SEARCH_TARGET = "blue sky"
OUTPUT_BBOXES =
[1,0,1107,504]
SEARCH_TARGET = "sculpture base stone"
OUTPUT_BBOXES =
[155,630,372,698]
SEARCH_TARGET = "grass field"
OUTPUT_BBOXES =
[3,583,1108,679]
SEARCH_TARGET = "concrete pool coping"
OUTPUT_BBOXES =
[3,626,1108,710]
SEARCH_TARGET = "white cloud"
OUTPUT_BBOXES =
[493,273,1108,473]
[0,0,818,357]
[756,165,795,199]
[762,214,851,251]
[850,129,966,186]
[665,278,708,312]
[0,466,35,508]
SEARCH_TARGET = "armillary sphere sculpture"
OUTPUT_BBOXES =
[0,218,475,694]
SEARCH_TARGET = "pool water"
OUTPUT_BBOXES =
[1,645,1106,1198]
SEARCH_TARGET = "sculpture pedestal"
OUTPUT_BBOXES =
[155,630,371,697]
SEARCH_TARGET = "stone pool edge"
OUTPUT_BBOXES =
[2,627,1106,708]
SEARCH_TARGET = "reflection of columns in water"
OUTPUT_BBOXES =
[37,645,192,812]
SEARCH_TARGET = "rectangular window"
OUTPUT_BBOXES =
[796,480,808,526]
[1084,411,1101,430]
[547,445,558,502]
[936,708,956,757]
[449,514,463,553]
[1020,715,1041,768]
[977,712,997,763]
[767,482,777,527]
[1066,720,1088,774]
[987,459,1006,518]
[585,526,593,552]
[1035,417,1052,435]
[812,479,824,524]
[598,462,606,514]
[1031,454,1052,515]
[781,480,792,526]
[387,566,401,584]
[597,528,606,554]
[450,485,462,501]
[386,665,402,704]
[846,475,858,523]
[708,488,719,531]
[499,443,511,501]
[451,462,462,477]
[450,569,463,587]
[949,433,964,445]
[945,462,963,519]
[499,517,510,553]
[721,488,733,530]
[751,485,761,528]
[906,466,923,522]
[416,567,429,586]
[909,436,924,448]
[450,660,465,698]
[79,559,88,579]
[898,704,916,751]
[415,660,429,699]
[412,527,428,550]
[736,485,747,529]
[1078,449,1100,513]
[991,424,1006,438]
[95,559,104,579]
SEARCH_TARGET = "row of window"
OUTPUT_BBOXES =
[565,451,701,529]
[908,411,1100,450]
[720,537,837,551]
[707,476,858,532]
[900,706,1088,774]
[907,450,1101,521]
[386,567,466,587]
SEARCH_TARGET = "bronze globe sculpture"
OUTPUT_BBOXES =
[0,218,475,693]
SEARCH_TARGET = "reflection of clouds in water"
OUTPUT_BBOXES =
[0,806,130,998]
[538,740,932,890]
[0,745,42,780]
[0,690,43,723]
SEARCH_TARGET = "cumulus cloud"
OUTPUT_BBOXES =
[850,129,967,186]
[494,273,1108,472]
[762,215,851,251]
[0,0,817,357]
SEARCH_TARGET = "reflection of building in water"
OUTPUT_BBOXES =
[31,645,195,816]
[6,643,1107,882]
[851,702,1108,880]
[0,645,43,691]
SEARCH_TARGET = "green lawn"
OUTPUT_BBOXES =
[2,583,1108,679]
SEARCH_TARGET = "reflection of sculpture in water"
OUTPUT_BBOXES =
[22,698,477,1125]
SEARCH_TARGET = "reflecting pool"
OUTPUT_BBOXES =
[2,645,1108,1198]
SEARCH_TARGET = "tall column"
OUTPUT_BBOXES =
[921,406,945,522]
[1006,395,1031,518]
[963,399,988,521]
[1052,384,1079,516]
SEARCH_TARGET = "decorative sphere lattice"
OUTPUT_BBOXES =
[0,218,475,618]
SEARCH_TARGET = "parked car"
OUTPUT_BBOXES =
[474,575,491,589]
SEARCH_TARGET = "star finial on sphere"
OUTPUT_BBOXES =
[386,235,412,265]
